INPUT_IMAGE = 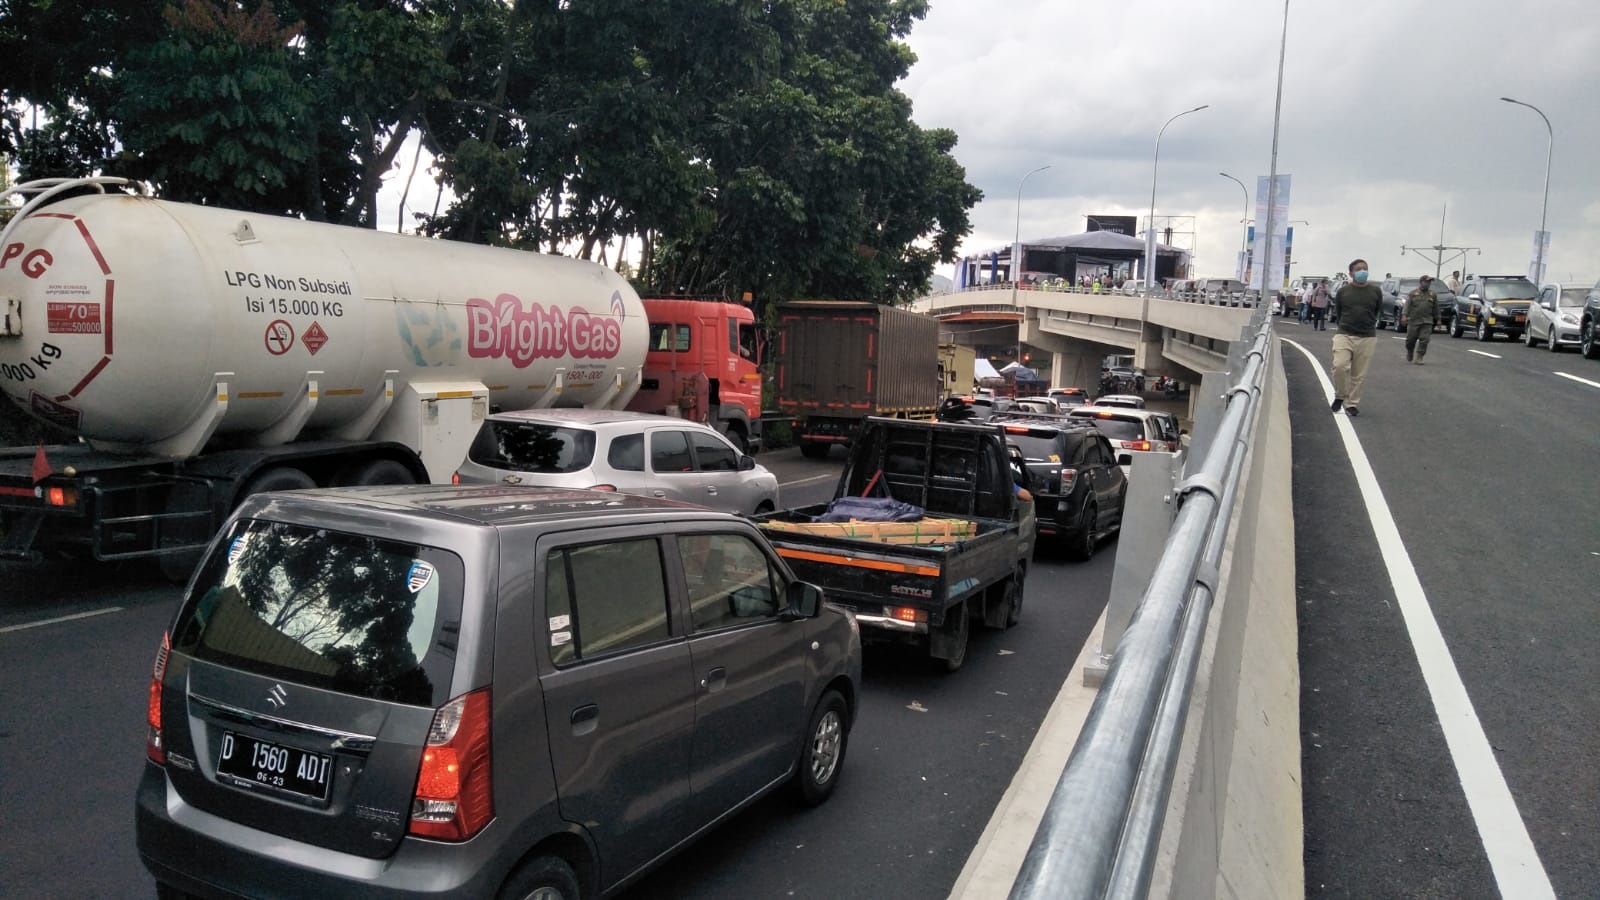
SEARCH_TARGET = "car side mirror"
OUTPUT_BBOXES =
[1540,301,1555,310]
[1468,293,1481,301]
[738,454,756,471]
[784,581,823,619]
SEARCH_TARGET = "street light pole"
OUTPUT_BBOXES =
[1144,105,1208,289]
[1012,164,1051,363]
[1219,171,1249,278]
[1500,96,1552,284]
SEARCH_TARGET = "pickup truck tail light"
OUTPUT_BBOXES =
[1059,468,1078,492]
[1120,440,1152,452]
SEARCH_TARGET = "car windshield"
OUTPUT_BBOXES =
[469,421,597,473]
[1481,280,1536,301]
[172,519,464,707]
[1559,288,1587,306]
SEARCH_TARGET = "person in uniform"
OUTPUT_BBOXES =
[1330,258,1382,417]
[1402,275,1438,364]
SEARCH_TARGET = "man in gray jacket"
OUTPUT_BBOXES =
[1402,275,1438,364]
[1330,258,1382,417]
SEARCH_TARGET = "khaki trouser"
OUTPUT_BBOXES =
[1332,333,1376,406]
[1405,320,1432,359]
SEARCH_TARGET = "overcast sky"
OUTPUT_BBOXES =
[899,0,1600,287]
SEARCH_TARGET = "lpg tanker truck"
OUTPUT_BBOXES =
[0,177,764,574]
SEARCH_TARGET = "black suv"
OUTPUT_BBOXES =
[1379,276,1456,331]
[1451,274,1537,341]
[1581,277,1600,359]
[990,415,1127,560]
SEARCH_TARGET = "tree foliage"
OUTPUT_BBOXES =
[1,0,977,306]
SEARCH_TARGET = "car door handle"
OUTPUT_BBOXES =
[652,490,666,498]
[570,704,599,737]
[700,667,727,693]
[705,486,718,495]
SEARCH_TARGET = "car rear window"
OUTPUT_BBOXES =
[1004,432,1066,462]
[469,421,596,473]
[171,519,464,707]
[1073,414,1145,441]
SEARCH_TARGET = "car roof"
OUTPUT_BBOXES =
[244,484,735,529]
[486,408,712,429]
[990,413,1101,432]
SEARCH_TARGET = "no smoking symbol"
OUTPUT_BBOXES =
[264,319,295,355]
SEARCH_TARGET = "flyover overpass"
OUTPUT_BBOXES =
[908,285,1258,398]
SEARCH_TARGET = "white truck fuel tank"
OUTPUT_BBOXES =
[0,189,646,458]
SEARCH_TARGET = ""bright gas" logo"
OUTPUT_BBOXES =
[465,293,622,367]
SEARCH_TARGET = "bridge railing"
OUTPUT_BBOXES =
[1009,303,1276,899]
[919,281,1273,309]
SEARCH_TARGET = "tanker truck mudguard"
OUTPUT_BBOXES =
[753,418,1036,672]
[0,178,648,570]
[775,301,942,459]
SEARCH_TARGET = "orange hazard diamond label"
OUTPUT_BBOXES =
[302,321,329,355]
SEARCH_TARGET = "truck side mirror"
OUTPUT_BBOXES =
[784,581,823,619]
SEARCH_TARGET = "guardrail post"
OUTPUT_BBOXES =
[1086,450,1184,686]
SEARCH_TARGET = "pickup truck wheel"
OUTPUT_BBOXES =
[791,690,848,806]
[1068,502,1097,561]
[799,441,829,460]
[931,604,970,673]
[1583,322,1600,359]
[1006,566,1026,627]
[498,855,580,900]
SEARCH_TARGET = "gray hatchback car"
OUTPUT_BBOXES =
[455,409,780,516]
[136,485,861,899]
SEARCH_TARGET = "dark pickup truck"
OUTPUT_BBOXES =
[755,418,1036,671]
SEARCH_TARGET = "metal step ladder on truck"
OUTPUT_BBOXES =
[775,301,943,459]
[0,177,754,574]
[754,418,1036,672]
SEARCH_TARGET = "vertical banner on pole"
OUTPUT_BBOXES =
[1250,175,1292,291]
[1528,230,1550,284]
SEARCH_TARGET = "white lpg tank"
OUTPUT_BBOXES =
[0,190,647,456]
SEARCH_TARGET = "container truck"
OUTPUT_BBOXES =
[0,177,654,574]
[774,301,940,459]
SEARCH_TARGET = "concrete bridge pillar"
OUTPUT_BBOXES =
[1051,349,1103,392]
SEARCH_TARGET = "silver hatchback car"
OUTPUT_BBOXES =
[456,409,780,516]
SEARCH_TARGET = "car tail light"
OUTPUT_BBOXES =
[591,484,617,492]
[1121,440,1152,452]
[451,472,461,485]
[146,631,170,765]
[1059,468,1077,492]
[409,689,493,841]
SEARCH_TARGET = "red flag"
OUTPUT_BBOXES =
[32,443,51,484]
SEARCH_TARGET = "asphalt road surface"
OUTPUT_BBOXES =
[1282,321,1598,899]
[0,447,1119,899]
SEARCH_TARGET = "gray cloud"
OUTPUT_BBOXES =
[901,0,1600,285]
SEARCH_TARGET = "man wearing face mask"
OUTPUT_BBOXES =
[1330,258,1382,416]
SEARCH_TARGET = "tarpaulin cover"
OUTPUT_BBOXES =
[814,496,927,523]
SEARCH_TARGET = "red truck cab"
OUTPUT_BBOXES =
[629,298,764,453]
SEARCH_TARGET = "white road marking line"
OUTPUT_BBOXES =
[1284,338,1555,899]
[1467,349,1502,359]
[0,606,124,633]
[780,473,838,489]
[1554,371,1600,390]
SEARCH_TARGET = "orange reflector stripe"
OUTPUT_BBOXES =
[774,547,940,578]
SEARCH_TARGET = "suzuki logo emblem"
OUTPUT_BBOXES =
[266,684,288,709]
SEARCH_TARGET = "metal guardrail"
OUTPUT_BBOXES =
[919,282,1271,309]
[1010,304,1276,899]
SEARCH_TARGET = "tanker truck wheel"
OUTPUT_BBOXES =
[241,466,318,497]
[337,459,416,486]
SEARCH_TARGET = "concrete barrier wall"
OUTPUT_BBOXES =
[1149,343,1303,898]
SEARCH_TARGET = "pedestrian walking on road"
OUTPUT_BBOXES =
[1310,281,1331,330]
[1330,258,1382,417]
[1402,275,1438,364]
[1298,283,1312,323]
